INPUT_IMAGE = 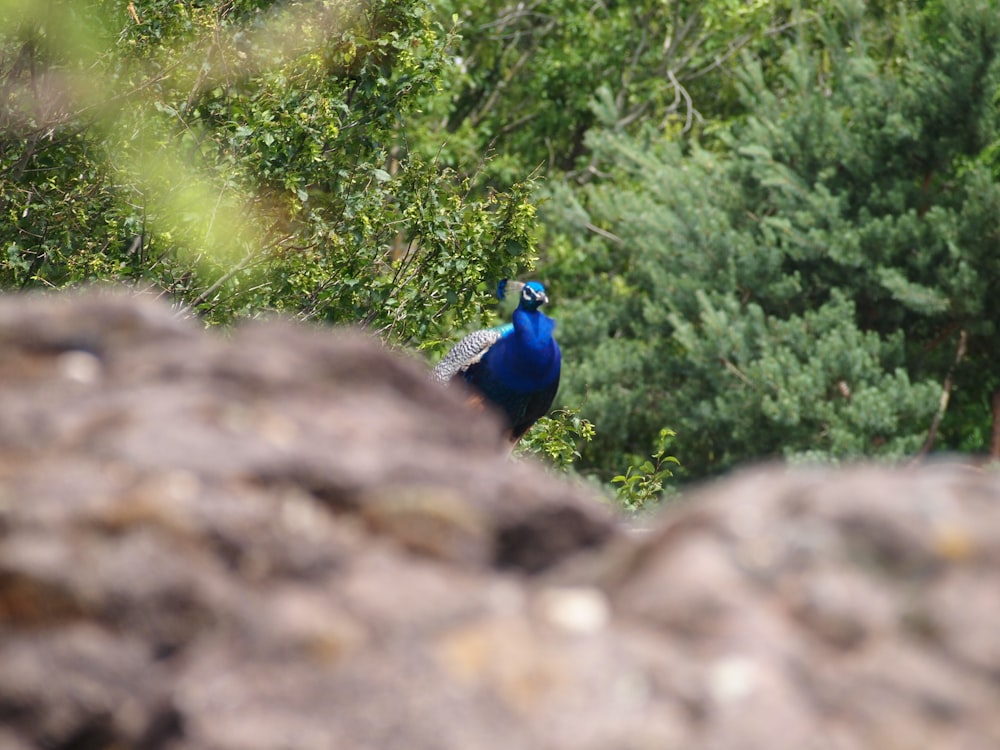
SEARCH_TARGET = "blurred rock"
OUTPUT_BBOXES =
[0,290,998,750]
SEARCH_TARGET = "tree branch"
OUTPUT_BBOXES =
[916,329,967,459]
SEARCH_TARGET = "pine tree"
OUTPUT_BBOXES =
[544,0,1000,479]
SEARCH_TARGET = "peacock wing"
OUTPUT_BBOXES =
[432,324,512,383]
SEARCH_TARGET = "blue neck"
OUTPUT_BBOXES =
[490,306,559,390]
[513,306,555,350]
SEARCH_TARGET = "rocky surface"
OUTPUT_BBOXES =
[1,290,999,750]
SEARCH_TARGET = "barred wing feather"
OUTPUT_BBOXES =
[432,323,512,383]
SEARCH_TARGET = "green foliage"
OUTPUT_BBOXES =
[612,429,681,512]
[543,0,1000,479]
[0,0,537,343]
[515,405,595,472]
[420,0,796,181]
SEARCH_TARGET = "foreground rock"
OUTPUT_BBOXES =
[0,291,998,750]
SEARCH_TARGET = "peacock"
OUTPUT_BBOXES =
[433,280,561,442]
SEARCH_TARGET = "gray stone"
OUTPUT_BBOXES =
[1,290,999,750]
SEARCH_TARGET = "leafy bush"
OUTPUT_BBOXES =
[612,429,681,512]
[515,406,595,472]
[0,0,537,344]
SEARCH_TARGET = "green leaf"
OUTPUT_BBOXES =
[504,239,524,256]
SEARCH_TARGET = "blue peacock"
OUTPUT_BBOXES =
[433,280,561,442]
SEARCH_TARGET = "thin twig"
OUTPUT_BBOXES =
[187,250,259,310]
[916,329,967,459]
[721,356,755,388]
[667,69,695,133]
[583,222,624,245]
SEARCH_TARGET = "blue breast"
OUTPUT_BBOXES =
[478,307,560,392]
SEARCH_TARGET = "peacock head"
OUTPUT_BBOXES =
[520,281,549,311]
[497,279,549,312]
